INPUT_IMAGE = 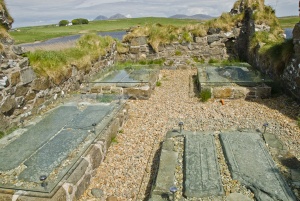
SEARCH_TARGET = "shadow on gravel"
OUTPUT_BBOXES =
[143,141,163,201]
[245,94,300,122]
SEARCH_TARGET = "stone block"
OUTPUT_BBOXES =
[152,149,178,196]
[220,131,297,201]
[20,67,36,85]
[31,78,51,91]
[207,35,220,44]
[213,87,233,99]
[184,133,223,198]
[9,70,20,86]
[19,58,29,68]
[130,36,148,46]
[0,96,16,115]
[0,76,8,89]
[15,85,29,97]
[75,174,91,199]
[89,142,106,170]
[129,46,140,54]
[67,158,90,185]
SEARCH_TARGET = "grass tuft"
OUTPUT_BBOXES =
[200,89,212,102]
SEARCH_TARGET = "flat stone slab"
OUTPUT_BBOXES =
[220,131,296,201]
[19,129,87,182]
[0,106,80,171]
[184,133,223,198]
[66,105,112,129]
[152,149,178,196]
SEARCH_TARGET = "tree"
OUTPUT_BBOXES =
[71,18,89,25]
[58,20,69,26]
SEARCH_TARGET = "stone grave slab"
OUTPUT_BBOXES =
[220,131,297,201]
[66,105,112,129]
[184,133,223,198]
[0,106,79,171]
[18,129,88,182]
[152,149,178,196]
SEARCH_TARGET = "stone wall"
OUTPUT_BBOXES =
[281,23,300,101]
[117,31,238,67]
[0,44,117,131]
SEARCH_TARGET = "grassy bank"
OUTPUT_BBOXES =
[10,17,202,44]
[278,16,299,28]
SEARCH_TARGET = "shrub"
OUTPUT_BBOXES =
[156,81,161,86]
[58,20,69,26]
[71,18,89,25]
[200,89,211,102]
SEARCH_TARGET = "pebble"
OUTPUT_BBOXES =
[79,69,300,201]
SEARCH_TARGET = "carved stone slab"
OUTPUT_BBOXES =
[220,131,296,201]
[184,133,223,198]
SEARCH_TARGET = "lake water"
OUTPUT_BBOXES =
[285,28,293,39]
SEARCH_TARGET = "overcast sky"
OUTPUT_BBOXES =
[5,0,298,28]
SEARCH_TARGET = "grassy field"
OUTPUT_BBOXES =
[9,16,298,45]
[9,17,202,44]
[278,16,299,28]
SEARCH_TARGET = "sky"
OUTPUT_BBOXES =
[5,0,298,28]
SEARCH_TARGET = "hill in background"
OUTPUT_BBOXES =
[94,15,108,21]
[169,14,213,20]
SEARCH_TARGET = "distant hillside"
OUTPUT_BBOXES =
[169,14,213,20]
[109,14,127,20]
[94,15,108,21]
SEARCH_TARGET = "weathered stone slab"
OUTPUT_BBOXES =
[19,129,88,182]
[0,106,80,171]
[152,149,178,195]
[220,131,297,201]
[66,105,112,129]
[184,133,223,198]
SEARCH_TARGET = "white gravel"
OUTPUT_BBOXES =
[80,69,300,201]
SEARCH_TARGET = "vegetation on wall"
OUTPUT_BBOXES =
[26,34,115,80]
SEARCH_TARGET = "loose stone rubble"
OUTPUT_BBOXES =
[80,69,300,201]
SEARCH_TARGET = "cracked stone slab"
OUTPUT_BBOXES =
[0,106,80,171]
[220,131,297,201]
[184,133,223,198]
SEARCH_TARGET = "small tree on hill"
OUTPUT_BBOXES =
[58,20,69,26]
[71,19,80,25]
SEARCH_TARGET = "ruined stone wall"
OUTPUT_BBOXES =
[0,44,117,131]
[282,23,300,101]
[117,32,238,67]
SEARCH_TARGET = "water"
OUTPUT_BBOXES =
[20,31,126,48]
[285,28,293,39]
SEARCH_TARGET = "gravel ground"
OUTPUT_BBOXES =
[80,69,300,201]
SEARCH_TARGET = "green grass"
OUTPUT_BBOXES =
[278,16,299,28]
[156,81,162,86]
[200,89,211,102]
[297,116,300,127]
[10,17,202,44]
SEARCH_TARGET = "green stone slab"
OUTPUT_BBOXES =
[184,133,223,198]
[220,131,297,201]
[66,105,112,129]
[18,129,88,182]
[0,106,79,171]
